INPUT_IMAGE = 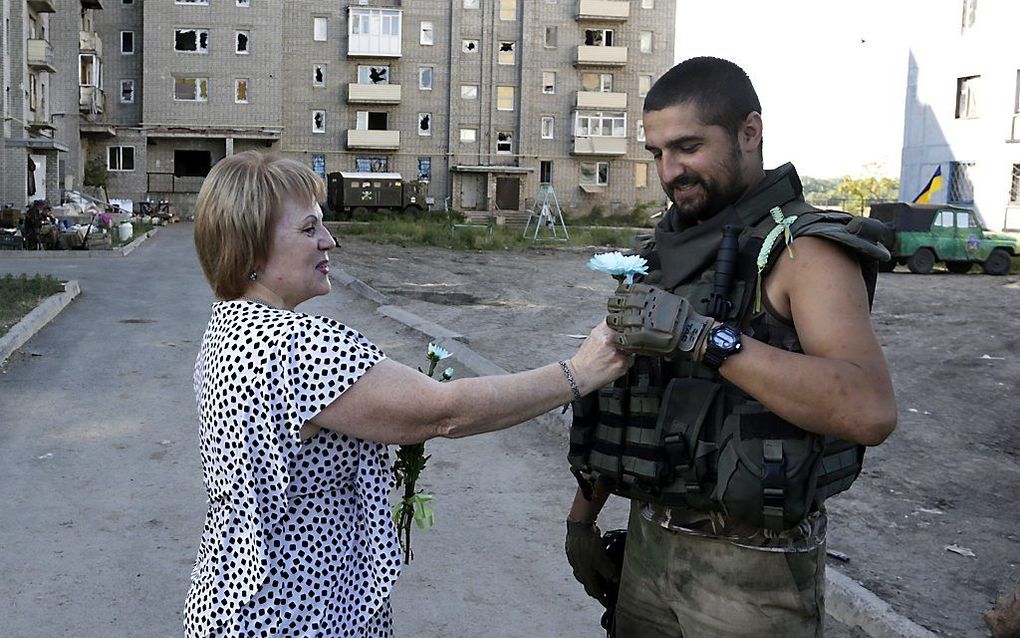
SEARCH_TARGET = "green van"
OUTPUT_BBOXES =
[870,203,1017,275]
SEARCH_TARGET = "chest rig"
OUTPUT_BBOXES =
[568,167,891,531]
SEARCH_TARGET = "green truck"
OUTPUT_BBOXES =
[870,203,1017,275]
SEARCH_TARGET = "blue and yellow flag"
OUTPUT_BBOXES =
[913,166,943,204]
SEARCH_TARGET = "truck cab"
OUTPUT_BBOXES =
[325,172,426,220]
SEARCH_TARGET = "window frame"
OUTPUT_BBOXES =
[234,78,249,103]
[120,30,135,55]
[418,66,434,90]
[496,86,514,111]
[313,16,327,42]
[235,30,250,54]
[107,146,135,172]
[541,116,554,139]
[460,127,478,143]
[420,21,434,46]
[173,76,209,102]
[174,28,210,54]
[312,110,326,133]
[955,75,979,119]
[542,71,556,94]
[312,64,326,87]
[496,131,513,154]
[579,161,610,186]
[119,78,135,104]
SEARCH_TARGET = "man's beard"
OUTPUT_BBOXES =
[666,147,746,225]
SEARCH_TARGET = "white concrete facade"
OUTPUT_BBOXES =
[900,0,1020,231]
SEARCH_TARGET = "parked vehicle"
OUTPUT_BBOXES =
[870,202,1017,275]
[325,172,427,219]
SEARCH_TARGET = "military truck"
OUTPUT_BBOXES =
[870,203,1017,275]
[325,172,427,219]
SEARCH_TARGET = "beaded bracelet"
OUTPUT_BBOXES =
[558,360,582,402]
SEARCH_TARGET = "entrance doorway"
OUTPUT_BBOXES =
[460,173,486,210]
[495,177,520,210]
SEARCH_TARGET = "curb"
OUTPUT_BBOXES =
[0,280,81,365]
[0,228,158,259]
[331,266,934,638]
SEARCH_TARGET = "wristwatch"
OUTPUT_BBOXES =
[701,323,743,370]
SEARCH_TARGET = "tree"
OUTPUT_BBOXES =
[835,164,899,215]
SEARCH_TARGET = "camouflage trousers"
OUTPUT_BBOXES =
[614,502,825,638]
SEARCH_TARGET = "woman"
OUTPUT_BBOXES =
[186,151,631,637]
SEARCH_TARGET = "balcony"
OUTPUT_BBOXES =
[81,0,104,9]
[577,0,630,21]
[576,91,627,109]
[79,86,105,114]
[347,83,402,104]
[575,45,628,67]
[79,30,103,56]
[572,136,627,155]
[27,117,56,133]
[347,129,400,150]
[27,0,56,13]
[27,39,56,73]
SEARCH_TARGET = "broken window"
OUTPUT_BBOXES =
[462,39,478,53]
[498,41,516,65]
[580,161,609,186]
[419,66,433,90]
[313,64,326,87]
[174,150,212,177]
[541,116,554,139]
[174,77,208,101]
[312,110,326,133]
[545,26,557,48]
[496,131,512,154]
[584,29,613,46]
[355,157,388,172]
[235,31,249,54]
[420,22,434,45]
[120,79,135,103]
[237,0,250,6]
[496,86,514,111]
[356,111,388,130]
[235,78,248,103]
[461,84,478,100]
[418,157,431,181]
[175,29,209,53]
[358,65,390,85]
[542,71,555,94]
[418,113,432,136]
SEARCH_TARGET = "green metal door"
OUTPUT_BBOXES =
[932,209,964,260]
[955,210,990,261]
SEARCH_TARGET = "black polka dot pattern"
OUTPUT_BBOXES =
[184,300,401,637]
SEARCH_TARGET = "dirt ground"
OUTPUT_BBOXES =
[336,235,1020,638]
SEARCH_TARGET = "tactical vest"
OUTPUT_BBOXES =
[568,199,892,531]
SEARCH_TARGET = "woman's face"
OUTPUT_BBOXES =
[259,197,336,309]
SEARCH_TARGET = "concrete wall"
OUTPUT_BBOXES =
[900,1,1020,231]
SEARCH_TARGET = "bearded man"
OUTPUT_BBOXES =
[565,57,897,637]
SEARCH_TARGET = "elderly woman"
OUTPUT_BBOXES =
[185,151,631,637]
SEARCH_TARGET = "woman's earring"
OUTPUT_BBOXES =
[248,271,258,281]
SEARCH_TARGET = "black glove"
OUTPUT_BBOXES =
[565,520,619,606]
[606,282,714,360]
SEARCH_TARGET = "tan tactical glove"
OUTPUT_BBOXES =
[565,520,618,606]
[606,282,714,360]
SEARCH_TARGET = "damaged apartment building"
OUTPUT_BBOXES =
[2,0,675,217]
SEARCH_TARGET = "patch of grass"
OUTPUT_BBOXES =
[0,274,64,337]
[572,200,663,228]
[340,218,635,251]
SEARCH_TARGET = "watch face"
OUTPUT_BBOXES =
[712,327,739,349]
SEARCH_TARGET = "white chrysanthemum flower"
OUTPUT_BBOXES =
[427,343,452,361]
[586,251,649,284]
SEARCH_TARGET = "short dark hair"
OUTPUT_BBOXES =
[643,57,761,138]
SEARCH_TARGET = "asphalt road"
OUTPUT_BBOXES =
[0,224,874,637]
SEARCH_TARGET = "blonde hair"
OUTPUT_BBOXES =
[193,151,326,300]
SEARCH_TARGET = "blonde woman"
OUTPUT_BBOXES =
[185,151,631,637]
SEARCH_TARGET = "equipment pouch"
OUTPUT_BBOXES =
[619,381,662,488]
[568,391,599,477]
[711,401,824,530]
[589,385,628,482]
[655,377,722,490]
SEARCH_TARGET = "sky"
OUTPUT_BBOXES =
[673,0,952,179]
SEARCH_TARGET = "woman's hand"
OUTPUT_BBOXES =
[569,320,633,396]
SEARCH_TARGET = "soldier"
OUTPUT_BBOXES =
[565,57,897,637]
